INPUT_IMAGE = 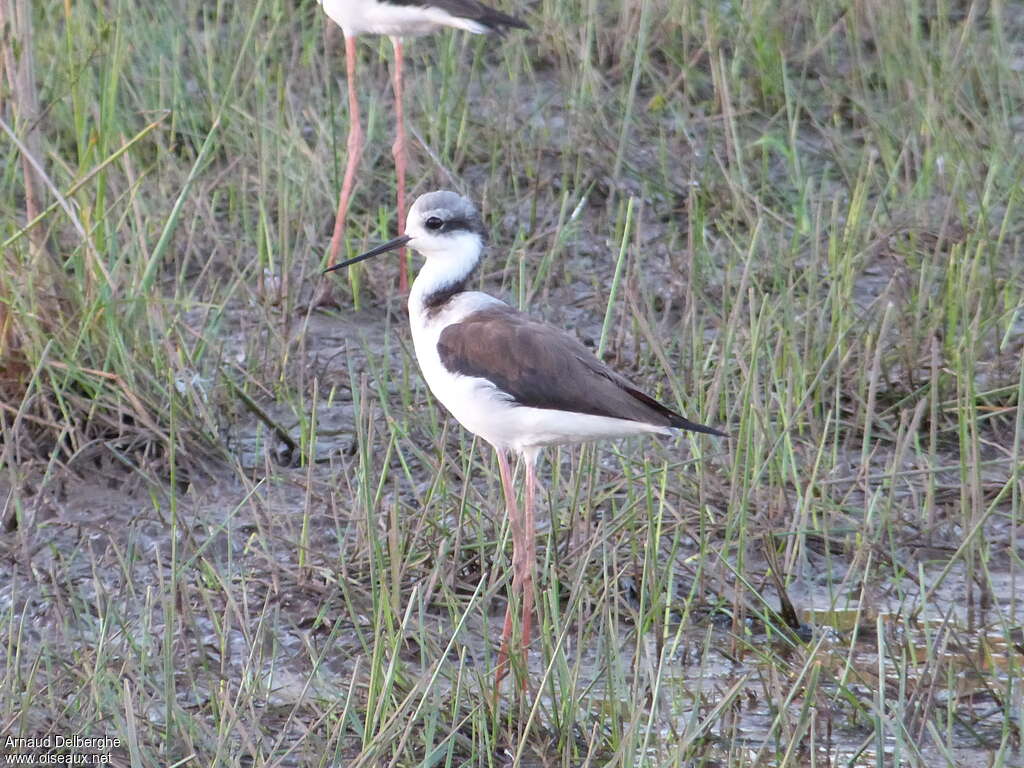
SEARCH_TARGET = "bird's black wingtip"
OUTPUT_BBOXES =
[478,4,529,33]
[671,416,729,438]
[483,17,529,34]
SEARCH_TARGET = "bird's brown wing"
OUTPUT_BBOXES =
[436,305,725,435]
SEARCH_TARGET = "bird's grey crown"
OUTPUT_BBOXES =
[411,190,485,236]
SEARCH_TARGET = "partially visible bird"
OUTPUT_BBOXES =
[315,0,527,301]
[326,190,726,688]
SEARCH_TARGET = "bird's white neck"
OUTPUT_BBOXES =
[408,233,484,318]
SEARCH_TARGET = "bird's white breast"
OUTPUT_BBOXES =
[409,291,512,442]
[319,0,489,37]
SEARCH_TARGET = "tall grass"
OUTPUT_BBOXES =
[2,0,1023,765]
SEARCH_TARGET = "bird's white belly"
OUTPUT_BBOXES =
[319,0,488,36]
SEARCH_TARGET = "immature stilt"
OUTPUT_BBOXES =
[323,190,726,698]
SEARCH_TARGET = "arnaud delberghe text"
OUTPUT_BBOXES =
[5,735,122,751]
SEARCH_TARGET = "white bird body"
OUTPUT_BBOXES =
[408,289,673,453]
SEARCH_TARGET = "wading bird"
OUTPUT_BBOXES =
[315,0,527,300]
[326,191,726,686]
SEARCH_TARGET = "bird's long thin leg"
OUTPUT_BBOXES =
[521,449,539,670]
[389,36,409,293]
[325,35,364,272]
[494,448,520,691]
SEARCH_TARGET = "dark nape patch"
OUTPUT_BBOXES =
[422,254,480,315]
[423,278,469,315]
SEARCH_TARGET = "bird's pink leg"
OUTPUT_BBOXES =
[521,450,539,670]
[494,449,520,692]
[326,35,364,272]
[389,36,409,293]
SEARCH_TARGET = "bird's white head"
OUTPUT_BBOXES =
[325,190,486,302]
[403,190,485,264]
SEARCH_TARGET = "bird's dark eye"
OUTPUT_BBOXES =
[425,216,444,231]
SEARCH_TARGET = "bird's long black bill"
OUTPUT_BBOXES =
[323,235,412,273]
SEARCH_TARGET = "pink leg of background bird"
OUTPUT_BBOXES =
[325,35,364,272]
[390,36,409,293]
